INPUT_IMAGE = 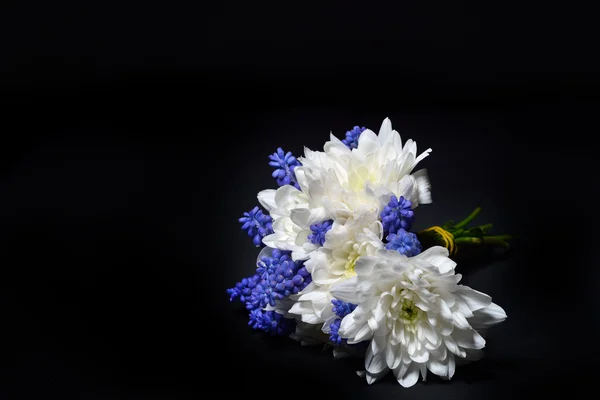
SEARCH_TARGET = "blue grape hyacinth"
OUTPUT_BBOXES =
[269,147,301,189]
[342,126,366,149]
[380,195,415,234]
[239,206,273,246]
[307,219,334,246]
[249,309,296,336]
[226,274,260,303]
[386,228,422,257]
[246,249,312,310]
[329,299,357,345]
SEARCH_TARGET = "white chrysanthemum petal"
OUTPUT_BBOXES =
[453,328,486,349]
[397,362,421,388]
[289,300,316,315]
[290,207,327,227]
[452,312,471,330]
[456,286,492,312]
[300,313,325,324]
[366,337,388,374]
[448,354,456,379]
[274,184,303,210]
[470,302,507,328]
[262,232,293,250]
[296,288,329,302]
[377,118,394,143]
[416,246,455,273]
[339,315,364,339]
[419,320,438,345]
[439,299,453,319]
[312,268,341,285]
[411,347,430,363]
[329,277,360,303]
[354,323,374,343]
[427,358,448,377]
[366,370,388,385]
[324,133,352,157]
[386,341,400,369]
[356,129,380,156]
[257,189,277,211]
[294,167,309,193]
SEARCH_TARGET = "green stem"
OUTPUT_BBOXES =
[454,236,483,244]
[478,223,493,233]
[451,228,465,237]
[453,207,482,230]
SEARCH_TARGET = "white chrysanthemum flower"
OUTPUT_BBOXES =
[294,117,432,221]
[289,211,384,325]
[257,117,431,261]
[258,185,327,260]
[330,247,507,387]
[260,287,330,347]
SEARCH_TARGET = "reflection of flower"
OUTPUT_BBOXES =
[331,247,507,387]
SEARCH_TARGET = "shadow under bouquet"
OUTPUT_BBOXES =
[227,118,509,387]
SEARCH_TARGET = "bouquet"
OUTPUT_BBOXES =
[227,118,509,387]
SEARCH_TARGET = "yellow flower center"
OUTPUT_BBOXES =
[344,251,359,278]
[399,299,419,323]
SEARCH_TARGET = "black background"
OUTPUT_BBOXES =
[1,1,599,399]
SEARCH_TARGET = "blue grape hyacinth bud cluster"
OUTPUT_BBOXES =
[269,147,301,189]
[226,274,260,303]
[342,126,366,149]
[381,195,415,235]
[386,228,422,257]
[249,309,296,336]
[247,249,312,309]
[239,206,273,246]
[380,196,422,256]
[329,299,357,345]
[307,219,334,246]
[227,249,310,336]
